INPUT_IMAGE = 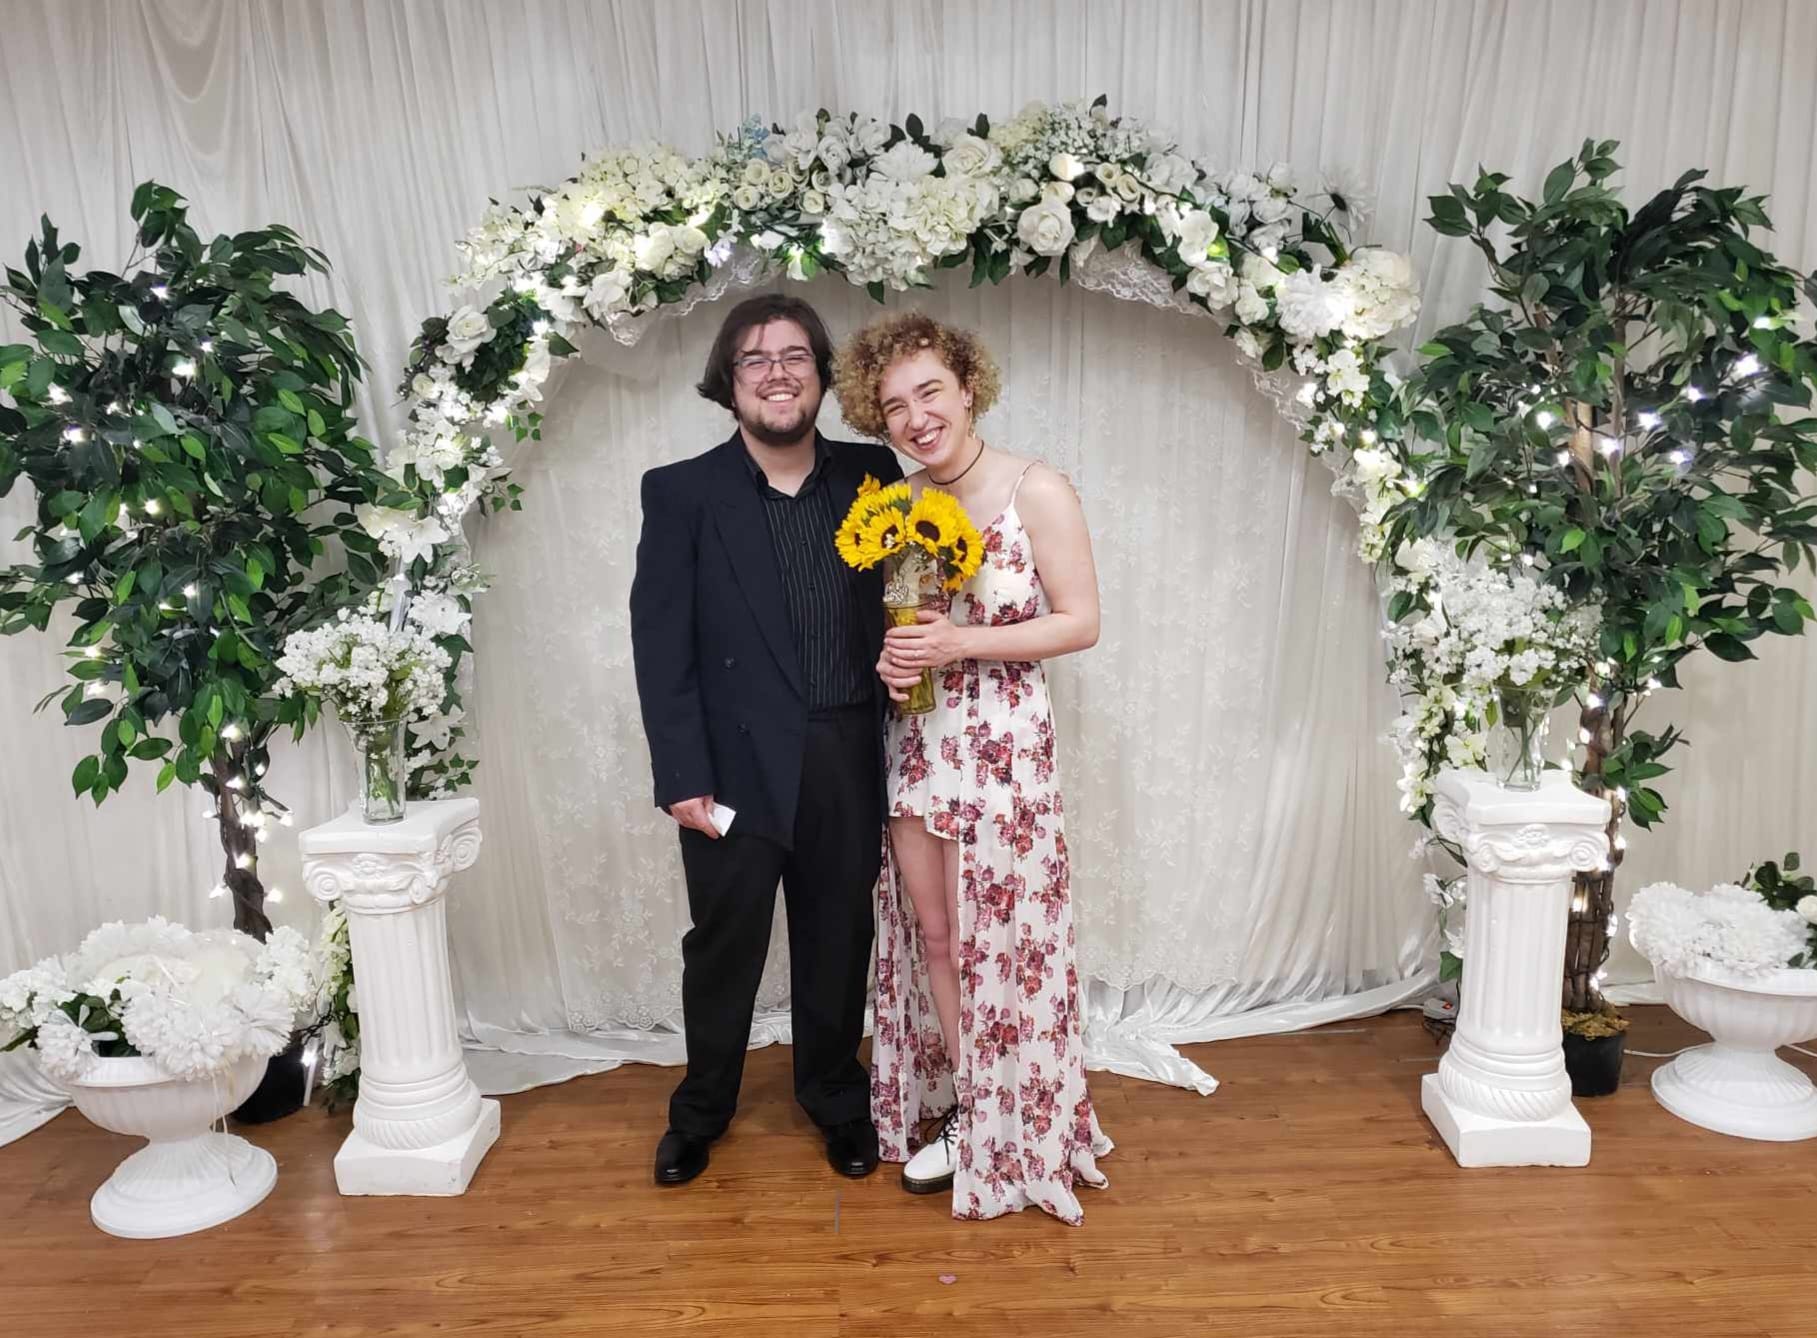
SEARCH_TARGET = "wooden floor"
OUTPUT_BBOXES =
[5,1007,1815,1338]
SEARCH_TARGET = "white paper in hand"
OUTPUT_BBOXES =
[709,803,736,836]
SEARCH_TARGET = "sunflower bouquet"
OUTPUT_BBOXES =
[835,475,984,713]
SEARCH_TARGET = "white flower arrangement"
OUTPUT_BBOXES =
[0,917,314,1084]
[274,609,452,737]
[1385,545,1601,815]
[358,97,1418,802]
[1628,882,1812,979]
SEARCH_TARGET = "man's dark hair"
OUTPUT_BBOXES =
[696,292,835,410]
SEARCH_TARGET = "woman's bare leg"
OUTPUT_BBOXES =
[889,816,962,1072]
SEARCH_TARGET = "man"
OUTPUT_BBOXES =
[630,293,901,1185]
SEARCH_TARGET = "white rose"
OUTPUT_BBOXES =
[1146,152,1196,196]
[1086,194,1121,224]
[800,190,828,217]
[1174,210,1221,263]
[1228,172,1267,202]
[1798,894,1817,925]
[1253,194,1292,225]
[943,133,1002,178]
[1234,282,1271,326]
[817,136,850,174]
[732,183,764,211]
[742,159,771,187]
[930,116,968,149]
[1048,152,1086,182]
[1041,181,1075,205]
[1009,178,1040,204]
[1267,161,1296,192]
[1241,251,1287,292]
[1232,328,1264,360]
[583,269,630,319]
[673,225,709,255]
[1186,263,1237,307]
[766,171,797,201]
[784,126,818,165]
[1016,198,1077,257]
[436,305,494,364]
[1113,174,1144,203]
[852,116,890,156]
[634,228,677,271]
[410,373,438,402]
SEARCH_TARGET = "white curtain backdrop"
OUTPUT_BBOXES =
[3,0,1815,1137]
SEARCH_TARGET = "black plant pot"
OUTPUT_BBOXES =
[1563,1030,1625,1098]
[231,1037,309,1124]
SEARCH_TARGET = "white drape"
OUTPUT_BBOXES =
[4,1,1815,1136]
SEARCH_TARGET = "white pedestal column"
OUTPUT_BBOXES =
[302,797,499,1195]
[1421,769,1610,1168]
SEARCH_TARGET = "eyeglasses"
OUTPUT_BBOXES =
[733,350,816,382]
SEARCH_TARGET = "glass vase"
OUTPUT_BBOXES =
[884,602,937,714]
[347,717,408,823]
[1488,684,1550,791]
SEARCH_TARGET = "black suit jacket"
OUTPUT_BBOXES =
[629,431,904,849]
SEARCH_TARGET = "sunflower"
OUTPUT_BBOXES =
[857,473,882,496]
[942,521,986,590]
[904,488,985,589]
[835,483,912,569]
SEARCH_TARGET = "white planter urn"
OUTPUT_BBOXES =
[1652,961,1817,1141]
[65,1051,277,1237]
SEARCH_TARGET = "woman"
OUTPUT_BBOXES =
[832,311,1112,1225]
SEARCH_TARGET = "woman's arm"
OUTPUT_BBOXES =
[885,464,1100,668]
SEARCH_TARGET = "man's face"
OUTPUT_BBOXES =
[730,319,822,447]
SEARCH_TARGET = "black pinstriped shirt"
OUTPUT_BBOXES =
[744,439,871,710]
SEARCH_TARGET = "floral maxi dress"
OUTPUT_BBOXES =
[871,465,1113,1225]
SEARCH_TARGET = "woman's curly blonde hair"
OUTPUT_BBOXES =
[831,311,1002,440]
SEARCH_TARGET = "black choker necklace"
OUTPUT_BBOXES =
[929,439,985,486]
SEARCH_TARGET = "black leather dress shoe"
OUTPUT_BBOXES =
[823,1117,880,1178]
[654,1129,711,1185]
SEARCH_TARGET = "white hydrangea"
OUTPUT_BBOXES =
[1275,267,1351,340]
[0,919,317,1084]
[1337,247,1422,341]
[1629,882,1811,978]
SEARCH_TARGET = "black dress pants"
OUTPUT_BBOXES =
[668,705,881,1137]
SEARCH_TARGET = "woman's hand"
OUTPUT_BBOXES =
[884,609,969,674]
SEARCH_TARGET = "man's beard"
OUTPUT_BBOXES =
[737,394,818,448]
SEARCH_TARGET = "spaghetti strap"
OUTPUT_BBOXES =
[1007,461,1039,507]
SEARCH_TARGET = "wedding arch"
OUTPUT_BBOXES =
[353,98,1426,802]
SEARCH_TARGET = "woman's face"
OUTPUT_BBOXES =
[878,348,971,473]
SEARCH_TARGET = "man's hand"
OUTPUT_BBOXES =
[668,795,721,839]
[876,646,922,703]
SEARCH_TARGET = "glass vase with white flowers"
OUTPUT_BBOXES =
[275,609,451,823]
